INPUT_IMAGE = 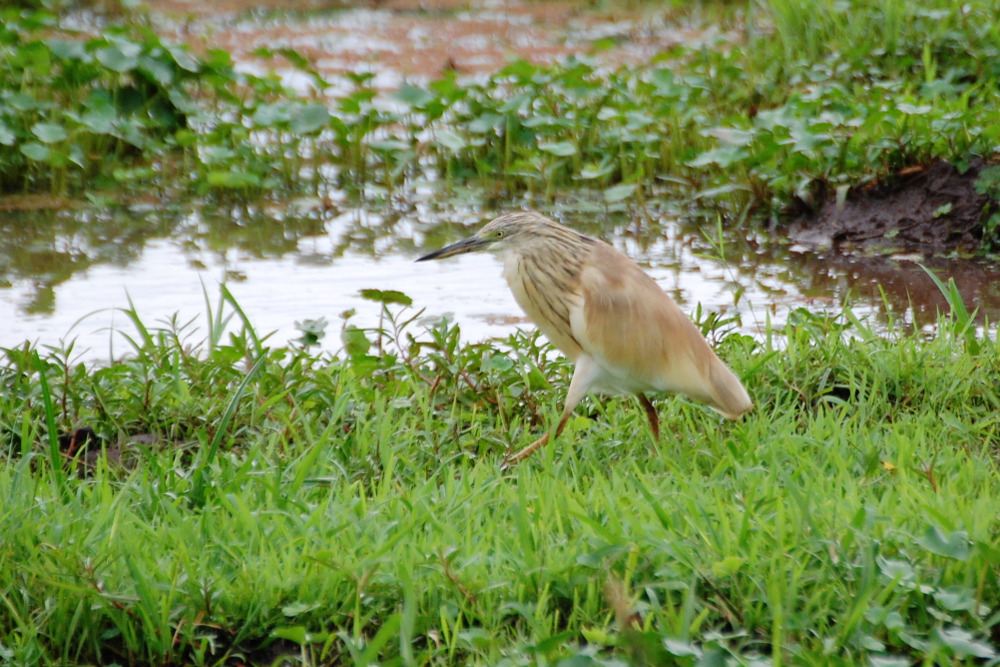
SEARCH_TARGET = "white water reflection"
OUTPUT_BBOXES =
[0,215,838,362]
[4,201,999,363]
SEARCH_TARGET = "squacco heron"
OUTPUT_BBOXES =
[417,211,752,464]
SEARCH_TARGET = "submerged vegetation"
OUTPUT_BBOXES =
[1,0,999,248]
[1,289,998,665]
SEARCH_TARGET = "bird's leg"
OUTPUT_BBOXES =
[504,411,571,465]
[503,356,601,466]
[636,393,660,441]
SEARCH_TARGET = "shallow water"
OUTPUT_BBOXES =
[2,200,997,362]
[4,3,998,357]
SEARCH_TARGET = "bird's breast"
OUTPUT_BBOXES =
[502,252,584,360]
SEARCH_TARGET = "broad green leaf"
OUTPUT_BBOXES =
[16,41,51,74]
[499,59,538,81]
[199,145,236,163]
[483,355,514,373]
[429,74,461,99]
[359,289,413,306]
[578,163,615,180]
[539,140,577,157]
[535,630,575,653]
[46,38,85,59]
[580,626,612,644]
[271,625,307,644]
[20,142,51,161]
[457,628,494,649]
[603,183,637,203]
[897,102,932,115]
[704,126,756,146]
[290,103,329,134]
[789,124,829,152]
[933,627,996,658]
[624,110,655,130]
[695,183,753,200]
[0,123,15,146]
[524,114,571,128]
[205,170,261,188]
[253,102,290,127]
[651,67,679,93]
[8,92,44,112]
[917,526,970,561]
[663,638,700,657]
[435,129,467,152]
[79,108,117,134]
[139,54,174,86]
[281,601,322,616]
[695,650,728,667]
[368,139,412,153]
[686,146,747,168]
[166,43,201,72]
[341,325,371,358]
[31,122,67,143]
[875,556,915,581]
[395,84,435,108]
[95,41,141,72]
[933,586,976,611]
[467,113,503,133]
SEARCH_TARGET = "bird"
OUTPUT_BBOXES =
[416,211,752,464]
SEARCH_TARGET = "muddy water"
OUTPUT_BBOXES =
[152,0,723,88]
[1,202,997,361]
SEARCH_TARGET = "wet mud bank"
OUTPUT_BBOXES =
[789,159,997,256]
[784,158,1000,324]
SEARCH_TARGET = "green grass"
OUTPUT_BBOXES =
[1,293,998,665]
[1,1,1000,661]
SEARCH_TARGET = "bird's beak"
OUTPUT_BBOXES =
[415,235,492,262]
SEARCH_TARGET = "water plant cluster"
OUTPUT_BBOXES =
[0,287,998,665]
[2,1,1000,249]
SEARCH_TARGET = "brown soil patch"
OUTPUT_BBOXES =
[789,159,993,255]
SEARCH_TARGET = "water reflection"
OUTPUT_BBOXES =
[0,199,997,359]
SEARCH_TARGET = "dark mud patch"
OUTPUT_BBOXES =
[789,159,995,255]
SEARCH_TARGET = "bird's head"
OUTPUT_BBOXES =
[416,212,553,262]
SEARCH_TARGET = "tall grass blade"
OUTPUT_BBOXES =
[34,351,68,501]
[188,352,269,508]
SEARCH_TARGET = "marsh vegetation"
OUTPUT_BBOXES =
[1,0,999,664]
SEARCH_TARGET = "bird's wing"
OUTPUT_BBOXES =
[570,242,749,415]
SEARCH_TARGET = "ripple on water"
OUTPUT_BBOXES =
[1,203,997,362]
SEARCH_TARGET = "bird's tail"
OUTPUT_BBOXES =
[707,360,753,419]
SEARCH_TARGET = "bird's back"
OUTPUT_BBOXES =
[498,215,750,419]
[572,242,751,418]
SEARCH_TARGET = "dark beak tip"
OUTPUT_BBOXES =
[415,237,483,263]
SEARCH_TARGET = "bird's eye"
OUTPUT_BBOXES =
[496,230,505,239]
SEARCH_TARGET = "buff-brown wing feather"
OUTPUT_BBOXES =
[573,243,751,416]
